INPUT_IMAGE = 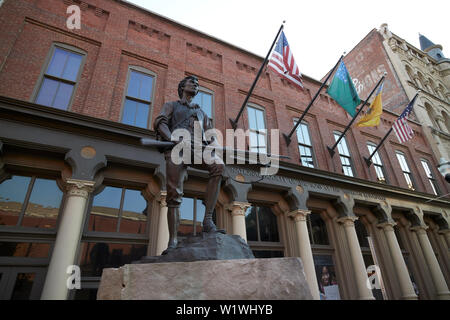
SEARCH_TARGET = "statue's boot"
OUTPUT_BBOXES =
[202,175,225,234]
[163,207,180,254]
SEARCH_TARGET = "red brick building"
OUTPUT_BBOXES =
[0,0,449,300]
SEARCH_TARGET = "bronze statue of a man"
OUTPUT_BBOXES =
[154,76,225,251]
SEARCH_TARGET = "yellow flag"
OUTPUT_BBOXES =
[357,83,384,127]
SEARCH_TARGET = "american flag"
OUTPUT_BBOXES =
[268,31,303,89]
[393,94,418,144]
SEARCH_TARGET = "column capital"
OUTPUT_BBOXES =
[225,201,251,216]
[438,228,450,235]
[377,221,397,231]
[65,179,95,199]
[410,225,429,234]
[288,209,311,222]
[155,191,167,207]
[337,215,358,227]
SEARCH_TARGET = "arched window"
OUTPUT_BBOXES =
[367,142,387,183]
[247,104,267,154]
[121,66,156,129]
[424,102,438,128]
[295,119,315,168]
[442,111,450,132]
[395,151,415,190]
[420,159,440,195]
[192,86,214,122]
[404,65,415,83]
[333,131,355,177]
[33,43,86,110]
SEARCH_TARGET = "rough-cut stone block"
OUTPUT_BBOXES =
[134,232,255,264]
[97,258,313,300]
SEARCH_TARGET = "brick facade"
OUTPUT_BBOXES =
[0,0,448,195]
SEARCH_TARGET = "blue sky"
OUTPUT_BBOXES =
[126,0,450,80]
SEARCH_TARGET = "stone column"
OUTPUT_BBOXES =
[338,216,375,300]
[438,229,450,248]
[411,226,450,300]
[155,191,169,256]
[288,209,320,300]
[378,222,418,300]
[41,179,95,300]
[225,202,251,242]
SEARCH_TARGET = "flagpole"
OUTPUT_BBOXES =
[283,54,344,146]
[229,22,285,130]
[327,73,387,157]
[364,91,420,167]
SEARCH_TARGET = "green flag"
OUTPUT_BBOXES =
[326,60,361,116]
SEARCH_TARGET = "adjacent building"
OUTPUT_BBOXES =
[0,0,449,300]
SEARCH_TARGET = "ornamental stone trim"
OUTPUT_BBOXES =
[65,179,95,199]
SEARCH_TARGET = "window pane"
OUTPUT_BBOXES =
[0,176,31,226]
[127,71,153,102]
[249,131,258,149]
[314,255,340,300]
[53,82,74,110]
[35,78,58,106]
[421,160,432,178]
[119,189,147,234]
[196,199,205,234]
[247,107,257,130]
[245,206,258,241]
[23,178,63,229]
[89,187,122,232]
[308,213,329,245]
[255,109,265,130]
[301,124,311,146]
[122,99,137,126]
[62,52,82,82]
[134,102,149,129]
[139,73,153,101]
[79,242,147,277]
[258,206,279,242]
[46,48,68,78]
[0,242,51,258]
[354,219,369,248]
[257,133,267,151]
[11,273,36,300]
[343,165,354,177]
[127,71,140,99]
[179,197,194,237]
[253,250,284,258]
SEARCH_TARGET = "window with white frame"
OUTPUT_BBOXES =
[295,120,315,168]
[247,105,267,154]
[420,159,439,195]
[35,45,84,110]
[395,151,415,190]
[333,132,354,177]
[367,143,387,183]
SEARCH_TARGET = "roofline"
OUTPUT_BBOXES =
[113,0,323,86]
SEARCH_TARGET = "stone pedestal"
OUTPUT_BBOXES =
[97,258,313,300]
